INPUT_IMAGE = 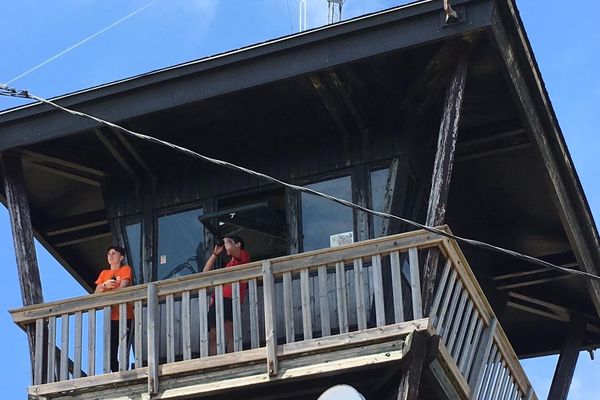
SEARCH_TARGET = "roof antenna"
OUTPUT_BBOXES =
[299,0,307,32]
[327,0,346,24]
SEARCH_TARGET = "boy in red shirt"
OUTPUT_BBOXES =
[95,245,133,372]
[203,236,250,355]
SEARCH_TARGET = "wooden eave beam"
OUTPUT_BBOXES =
[94,129,138,182]
[111,128,157,192]
[23,160,102,187]
[51,225,112,248]
[43,209,108,236]
[491,5,600,319]
[20,149,106,177]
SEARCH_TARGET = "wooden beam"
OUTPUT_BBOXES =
[94,129,138,182]
[397,331,431,400]
[1,152,44,379]
[22,160,102,187]
[492,7,600,319]
[111,128,157,192]
[19,149,106,177]
[496,274,572,290]
[44,209,108,236]
[422,44,470,314]
[548,316,586,400]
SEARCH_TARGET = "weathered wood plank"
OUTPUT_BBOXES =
[60,314,69,381]
[118,303,127,371]
[166,294,175,362]
[353,258,367,330]
[47,316,56,383]
[372,255,385,326]
[248,279,259,349]
[469,318,497,395]
[409,247,423,319]
[335,262,349,333]
[300,268,313,339]
[282,272,295,343]
[73,312,83,379]
[87,310,96,377]
[232,282,243,352]
[34,318,44,384]
[198,288,208,357]
[389,251,404,324]
[103,306,111,374]
[262,260,278,376]
[134,301,143,368]
[429,259,451,324]
[214,286,225,355]
[147,283,159,395]
[317,265,331,337]
[181,291,191,360]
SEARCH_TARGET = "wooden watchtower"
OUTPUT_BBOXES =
[2,1,599,399]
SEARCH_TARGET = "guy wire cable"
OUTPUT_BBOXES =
[2,85,600,284]
[2,0,158,87]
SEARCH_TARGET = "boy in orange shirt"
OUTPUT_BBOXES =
[95,245,133,372]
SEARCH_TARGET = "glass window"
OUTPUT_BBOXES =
[124,221,142,284]
[157,207,204,280]
[370,167,390,238]
[301,176,353,252]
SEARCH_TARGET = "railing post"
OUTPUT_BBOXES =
[262,260,278,376]
[147,283,159,395]
[468,317,497,396]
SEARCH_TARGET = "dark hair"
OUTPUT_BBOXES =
[106,245,126,256]
[225,235,245,250]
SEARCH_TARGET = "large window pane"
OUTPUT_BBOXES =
[157,207,204,280]
[370,168,390,238]
[124,221,142,284]
[302,176,353,252]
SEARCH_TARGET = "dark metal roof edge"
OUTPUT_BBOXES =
[0,0,444,123]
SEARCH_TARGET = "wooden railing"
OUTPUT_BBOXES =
[11,228,537,399]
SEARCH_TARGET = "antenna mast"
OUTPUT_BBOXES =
[299,0,307,32]
[327,0,346,24]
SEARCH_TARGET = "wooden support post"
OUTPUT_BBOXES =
[147,283,159,395]
[548,316,586,400]
[285,188,300,254]
[422,45,470,315]
[397,331,431,400]
[141,209,154,283]
[1,152,44,380]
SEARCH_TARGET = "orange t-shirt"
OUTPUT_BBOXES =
[95,265,134,320]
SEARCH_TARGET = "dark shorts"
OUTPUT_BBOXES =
[207,298,233,328]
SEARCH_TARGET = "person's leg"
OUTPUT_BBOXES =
[207,303,217,356]
[110,321,119,372]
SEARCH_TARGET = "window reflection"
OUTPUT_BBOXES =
[157,207,204,280]
[124,221,142,284]
[302,176,353,252]
[370,167,390,238]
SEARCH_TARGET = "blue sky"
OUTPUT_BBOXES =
[1,1,599,398]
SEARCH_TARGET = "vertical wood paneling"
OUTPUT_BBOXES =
[318,266,331,337]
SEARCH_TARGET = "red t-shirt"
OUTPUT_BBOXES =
[213,250,251,302]
[95,265,134,320]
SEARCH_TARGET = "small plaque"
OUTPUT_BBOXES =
[330,231,354,247]
[160,255,167,265]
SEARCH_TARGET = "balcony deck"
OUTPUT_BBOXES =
[11,228,537,400]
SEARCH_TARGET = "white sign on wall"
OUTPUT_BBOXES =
[330,231,354,247]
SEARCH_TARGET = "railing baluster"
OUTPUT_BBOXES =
[430,259,451,324]
[103,306,111,374]
[198,288,208,357]
[47,316,56,383]
[318,266,331,337]
[451,301,473,360]
[436,270,457,335]
[248,279,259,349]
[73,311,83,378]
[118,303,127,371]
[491,362,507,400]
[134,301,143,368]
[34,318,44,385]
[389,251,404,323]
[408,247,422,319]
[371,255,385,326]
[446,289,468,351]
[166,294,175,362]
[477,346,497,400]
[464,318,484,378]
[441,280,463,341]
[301,268,313,339]
[497,366,511,400]
[181,291,192,360]
[214,286,225,355]
[147,283,159,395]
[232,282,243,352]
[470,319,498,397]
[335,262,349,333]
[353,258,367,330]
[262,260,278,376]
[282,272,295,343]
[87,309,95,376]
[482,348,502,400]
[60,314,69,381]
